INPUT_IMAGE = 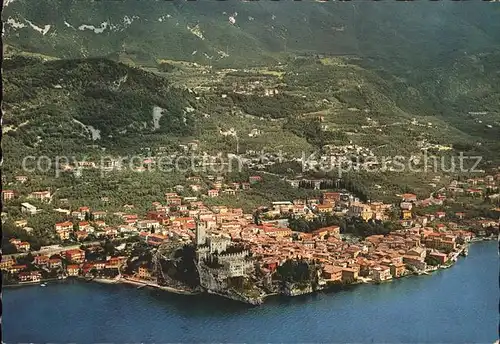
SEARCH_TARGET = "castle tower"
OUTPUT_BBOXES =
[195,217,206,246]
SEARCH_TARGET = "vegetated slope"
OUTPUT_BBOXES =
[3,0,500,70]
[281,55,500,159]
[3,53,499,165]
[2,53,499,208]
[2,56,195,170]
[365,50,500,161]
[412,52,500,143]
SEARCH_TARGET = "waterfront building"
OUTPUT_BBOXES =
[0,256,15,270]
[222,256,251,278]
[66,265,80,277]
[137,266,153,280]
[372,266,392,282]
[403,256,427,271]
[341,268,358,283]
[18,271,41,283]
[323,265,343,281]
[64,249,86,263]
[389,262,406,278]
[428,251,448,265]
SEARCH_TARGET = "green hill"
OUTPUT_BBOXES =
[2,57,195,170]
[3,52,498,170]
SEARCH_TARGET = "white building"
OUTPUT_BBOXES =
[224,260,246,277]
[271,201,293,213]
[208,235,231,254]
[21,202,38,215]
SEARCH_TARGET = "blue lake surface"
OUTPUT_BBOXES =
[3,240,498,343]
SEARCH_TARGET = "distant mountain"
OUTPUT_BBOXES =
[3,0,500,71]
[2,0,500,179]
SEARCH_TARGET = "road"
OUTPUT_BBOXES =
[4,241,101,259]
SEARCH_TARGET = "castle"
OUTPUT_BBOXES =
[195,220,252,278]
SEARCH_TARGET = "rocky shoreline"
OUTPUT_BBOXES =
[5,238,497,305]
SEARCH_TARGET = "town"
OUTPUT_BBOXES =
[2,168,499,305]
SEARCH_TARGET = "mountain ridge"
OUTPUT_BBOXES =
[3,0,500,71]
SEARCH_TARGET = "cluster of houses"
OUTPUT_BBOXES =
[202,175,254,198]
[445,175,500,200]
[2,169,499,287]
[2,175,260,207]
[4,185,488,287]
[238,218,475,285]
[2,189,53,204]
[256,191,392,224]
[0,244,128,283]
[9,239,30,252]
[396,172,500,228]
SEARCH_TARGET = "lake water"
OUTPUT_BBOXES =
[3,240,498,343]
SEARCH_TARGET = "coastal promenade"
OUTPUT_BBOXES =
[92,275,199,295]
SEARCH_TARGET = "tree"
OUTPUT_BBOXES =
[31,241,42,251]
[2,241,17,255]
[277,258,314,283]
[103,239,116,256]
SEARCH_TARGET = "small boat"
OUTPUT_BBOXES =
[40,283,47,287]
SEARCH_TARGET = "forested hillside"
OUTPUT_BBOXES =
[3,0,500,71]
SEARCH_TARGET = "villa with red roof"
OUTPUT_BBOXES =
[55,221,73,231]
[208,189,219,198]
[2,190,15,201]
[401,193,417,202]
